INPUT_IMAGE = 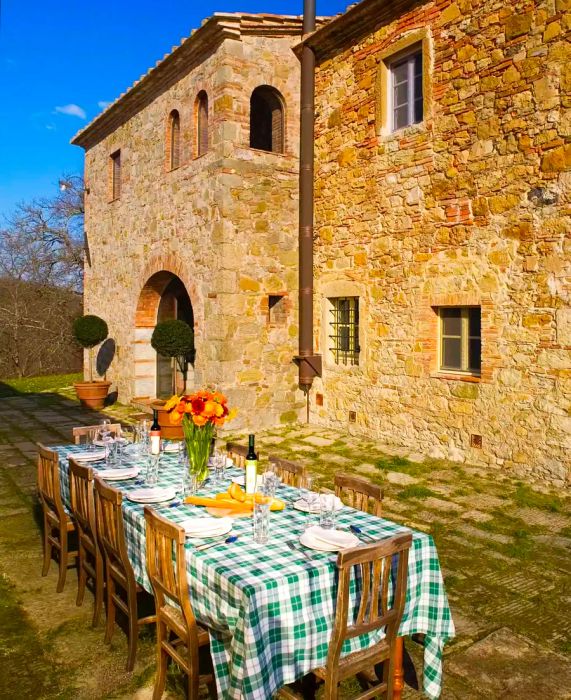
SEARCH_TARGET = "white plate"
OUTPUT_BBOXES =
[231,475,245,486]
[293,495,343,515]
[300,526,360,552]
[96,467,139,481]
[179,516,233,539]
[126,487,177,504]
[69,450,106,463]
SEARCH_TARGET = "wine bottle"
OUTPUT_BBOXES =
[150,409,161,456]
[245,434,258,495]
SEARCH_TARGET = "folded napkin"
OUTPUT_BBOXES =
[96,467,139,479]
[70,449,106,462]
[305,526,359,550]
[179,516,232,537]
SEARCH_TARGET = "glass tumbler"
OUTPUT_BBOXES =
[145,454,160,486]
[253,492,271,544]
[319,493,337,530]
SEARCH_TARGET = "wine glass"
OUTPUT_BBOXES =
[300,473,319,528]
[99,419,112,443]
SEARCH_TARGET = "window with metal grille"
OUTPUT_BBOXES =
[439,307,481,374]
[168,110,180,170]
[329,297,360,365]
[196,91,208,156]
[250,86,284,153]
[110,150,121,200]
[390,47,423,131]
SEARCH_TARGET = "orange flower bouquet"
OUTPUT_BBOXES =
[164,390,236,483]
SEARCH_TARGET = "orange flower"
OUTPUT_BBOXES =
[203,400,218,418]
[214,402,224,417]
[176,401,186,413]
[164,394,180,411]
[184,402,194,413]
[192,414,208,427]
[212,416,225,426]
[212,391,226,404]
[169,410,183,425]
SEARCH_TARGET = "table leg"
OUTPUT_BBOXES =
[393,637,405,700]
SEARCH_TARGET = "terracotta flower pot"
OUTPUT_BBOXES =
[74,381,112,410]
[151,400,184,439]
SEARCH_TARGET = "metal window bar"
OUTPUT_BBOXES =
[330,298,360,365]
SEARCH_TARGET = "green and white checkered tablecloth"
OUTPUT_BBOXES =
[57,445,454,699]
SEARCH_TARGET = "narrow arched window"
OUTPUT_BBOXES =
[168,110,180,170]
[250,86,284,153]
[196,91,208,156]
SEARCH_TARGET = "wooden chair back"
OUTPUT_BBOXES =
[94,477,130,572]
[73,423,122,444]
[144,507,201,644]
[37,444,65,518]
[334,473,384,517]
[268,455,307,487]
[327,533,412,674]
[69,458,95,536]
[226,442,249,468]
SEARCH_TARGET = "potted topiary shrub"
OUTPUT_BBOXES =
[150,319,195,438]
[72,314,112,409]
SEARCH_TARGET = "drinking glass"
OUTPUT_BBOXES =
[212,451,226,485]
[179,469,197,498]
[100,419,112,442]
[145,454,160,486]
[253,491,271,544]
[319,493,337,530]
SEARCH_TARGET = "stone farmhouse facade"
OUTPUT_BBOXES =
[74,2,570,484]
[303,0,570,484]
[73,14,312,432]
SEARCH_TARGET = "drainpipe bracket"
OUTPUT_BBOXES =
[293,353,322,388]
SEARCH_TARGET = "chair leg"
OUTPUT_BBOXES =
[56,525,68,593]
[385,648,396,700]
[92,550,104,628]
[76,542,86,607]
[105,573,116,644]
[41,513,52,577]
[153,624,168,700]
[206,679,218,700]
[125,587,138,671]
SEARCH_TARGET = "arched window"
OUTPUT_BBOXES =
[167,110,180,170]
[196,91,208,156]
[250,86,284,153]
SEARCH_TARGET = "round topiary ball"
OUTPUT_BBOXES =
[73,315,109,349]
[151,319,194,358]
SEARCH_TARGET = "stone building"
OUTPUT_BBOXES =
[73,14,312,431]
[300,0,570,483]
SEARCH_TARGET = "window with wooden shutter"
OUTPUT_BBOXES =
[196,92,208,157]
[439,307,481,374]
[168,110,180,170]
[250,86,284,154]
[110,150,121,200]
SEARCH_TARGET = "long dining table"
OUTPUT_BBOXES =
[55,444,455,700]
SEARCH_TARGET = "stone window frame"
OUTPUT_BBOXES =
[320,280,367,371]
[267,293,290,327]
[375,28,433,139]
[108,149,121,202]
[249,85,286,155]
[165,109,181,171]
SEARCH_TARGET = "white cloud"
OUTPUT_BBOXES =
[98,100,112,110]
[45,123,56,131]
[54,104,87,119]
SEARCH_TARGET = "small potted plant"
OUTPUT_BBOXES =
[72,314,111,409]
[150,319,195,438]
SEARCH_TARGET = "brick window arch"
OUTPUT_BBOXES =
[167,110,180,170]
[249,85,284,154]
[196,91,208,157]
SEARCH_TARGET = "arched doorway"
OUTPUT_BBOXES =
[134,271,194,399]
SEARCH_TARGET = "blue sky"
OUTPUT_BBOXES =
[0,0,349,219]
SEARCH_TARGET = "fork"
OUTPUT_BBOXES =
[287,540,313,562]
[196,535,239,552]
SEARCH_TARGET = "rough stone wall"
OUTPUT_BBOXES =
[82,29,304,432]
[311,0,571,484]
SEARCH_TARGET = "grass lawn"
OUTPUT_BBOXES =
[0,372,82,398]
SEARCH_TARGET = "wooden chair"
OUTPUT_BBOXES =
[225,442,249,469]
[37,444,78,592]
[268,455,307,487]
[94,477,155,671]
[334,473,384,517]
[144,507,217,700]
[73,423,122,444]
[69,458,104,627]
[278,533,412,700]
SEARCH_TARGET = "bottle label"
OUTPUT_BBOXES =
[150,433,161,456]
[245,459,258,494]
